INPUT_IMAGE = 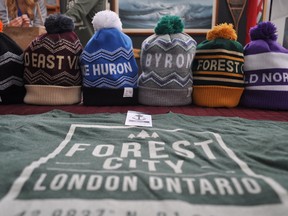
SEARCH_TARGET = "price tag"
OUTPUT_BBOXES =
[125,111,152,127]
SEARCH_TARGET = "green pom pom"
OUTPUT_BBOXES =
[154,15,184,35]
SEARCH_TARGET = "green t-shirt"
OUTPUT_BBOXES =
[0,110,287,216]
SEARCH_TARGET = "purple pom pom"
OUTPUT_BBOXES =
[250,21,278,41]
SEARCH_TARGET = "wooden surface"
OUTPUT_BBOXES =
[1,104,288,122]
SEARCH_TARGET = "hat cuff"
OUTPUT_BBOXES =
[0,86,26,104]
[193,86,243,108]
[83,87,138,106]
[24,85,81,105]
[138,86,192,106]
[240,90,288,110]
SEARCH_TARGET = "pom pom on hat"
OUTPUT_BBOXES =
[154,15,184,35]
[0,20,3,33]
[44,14,75,34]
[92,10,122,31]
[250,21,278,41]
[207,23,237,41]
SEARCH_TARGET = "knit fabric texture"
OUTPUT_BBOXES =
[23,14,83,105]
[0,21,26,104]
[81,10,139,106]
[240,21,288,110]
[138,16,197,106]
[192,23,245,108]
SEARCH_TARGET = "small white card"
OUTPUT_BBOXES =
[123,87,133,98]
[125,111,152,127]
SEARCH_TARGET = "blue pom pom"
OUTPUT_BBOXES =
[45,14,75,34]
[250,21,278,41]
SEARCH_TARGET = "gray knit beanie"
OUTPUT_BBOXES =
[138,15,197,106]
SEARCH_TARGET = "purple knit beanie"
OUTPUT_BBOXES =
[240,21,288,110]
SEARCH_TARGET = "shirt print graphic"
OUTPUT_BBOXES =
[0,123,287,216]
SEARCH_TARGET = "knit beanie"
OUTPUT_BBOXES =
[23,14,83,105]
[80,10,139,106]
[192,23,245,107]
[138,15,197,106]
[0,20,26,104]
[240,21,288,110]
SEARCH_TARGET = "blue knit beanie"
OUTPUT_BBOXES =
[80,10,139,106]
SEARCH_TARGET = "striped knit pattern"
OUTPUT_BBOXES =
[0,52,24,89]
[244,52,288,91]
[192,38,245,108]
[24,68,82,86]
[23,31,83,105]
[24,32,83,86]
[139,71,193,88]
[0,33,25,104]
[81,47,134,63]
[83,73,138,89]
[80,28,139,106]
[28,37,82,54]
[81,47,137,89]
[81,29,138,89]
[193,49,244,88]
[0,76,23,91]
[240,41,288,110]
[0,52,23,66]
[138,33,197,106]
[139,36,196,89]
[142,36,197,52]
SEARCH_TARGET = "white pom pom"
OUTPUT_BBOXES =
[92,10,122,32]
